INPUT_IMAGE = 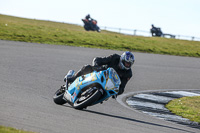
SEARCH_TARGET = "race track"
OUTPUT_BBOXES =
[0,40,200,133]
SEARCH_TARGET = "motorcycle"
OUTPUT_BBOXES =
[53,67,121,110]
[151,27,163,37]
[82,18,101,32]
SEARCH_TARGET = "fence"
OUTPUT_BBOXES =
[100,26,200,41]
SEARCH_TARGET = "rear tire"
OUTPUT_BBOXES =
[53,88,67,105]
[73,88,101,110]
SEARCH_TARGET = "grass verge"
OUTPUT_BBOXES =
[0,14,200,57]
[166,96,200,124]
[0,125,35,133]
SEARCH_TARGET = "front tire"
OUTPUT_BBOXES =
[73,88,102,110]
[84,25,90,31]
[53,88,67,105]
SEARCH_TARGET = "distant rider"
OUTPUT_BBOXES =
[85,14,90,20]
[85,14,96,30]
[151,24,163,37]
[65,51,135,96]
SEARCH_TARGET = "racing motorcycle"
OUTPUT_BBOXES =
[151,27,163,37]
[82,18,101,32]
[53,67,121,110]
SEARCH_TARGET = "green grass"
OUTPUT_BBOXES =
[166,96,200,124]
[0,14,200,57]
[0,125,35,133]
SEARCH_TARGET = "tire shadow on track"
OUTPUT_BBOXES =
[82,109,195,133]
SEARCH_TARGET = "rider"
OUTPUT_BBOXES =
[85,14,96,30]
[85,14,90,20]
[65,51,135,96]
[151,24,163,37]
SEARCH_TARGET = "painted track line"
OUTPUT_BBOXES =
[117,89,200,129]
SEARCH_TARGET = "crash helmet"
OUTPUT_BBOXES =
[119,51,135,70]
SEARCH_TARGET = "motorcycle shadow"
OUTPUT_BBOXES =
[60,104,197,132]
[61,104,74,109]
[82,109,196,133]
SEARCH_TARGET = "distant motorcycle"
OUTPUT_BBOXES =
[82,18,101,32]
[151,27,163,37]
[53,68,120,110]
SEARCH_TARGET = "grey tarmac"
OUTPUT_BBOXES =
[0,40,200,133]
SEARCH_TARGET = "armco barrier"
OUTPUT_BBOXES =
[100,26,200,41]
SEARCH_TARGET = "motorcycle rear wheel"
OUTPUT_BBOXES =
[53,88,67,105]
[73,88,101,110]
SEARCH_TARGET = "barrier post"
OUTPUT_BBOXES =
[134,30,137,36]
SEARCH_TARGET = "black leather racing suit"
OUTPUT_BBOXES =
[68,54,132,95]
[93,54,132,95]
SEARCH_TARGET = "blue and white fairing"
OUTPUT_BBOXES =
[66,68,121,104]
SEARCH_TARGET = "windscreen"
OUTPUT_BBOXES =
[110,68,121,86]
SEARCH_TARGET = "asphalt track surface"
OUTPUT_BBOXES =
[0,40,200,133]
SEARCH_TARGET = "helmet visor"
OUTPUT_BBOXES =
[122,60,132,69]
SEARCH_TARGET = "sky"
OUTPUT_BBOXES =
[0,0,200,40]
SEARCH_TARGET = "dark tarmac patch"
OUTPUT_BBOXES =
[126,91,200,129]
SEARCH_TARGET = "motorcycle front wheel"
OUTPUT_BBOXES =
[73,88,102,110]
[53,87,67,105]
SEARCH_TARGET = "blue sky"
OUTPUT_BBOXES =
[0,0,200,39]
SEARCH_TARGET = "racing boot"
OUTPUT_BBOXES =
[65,65,94,84]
